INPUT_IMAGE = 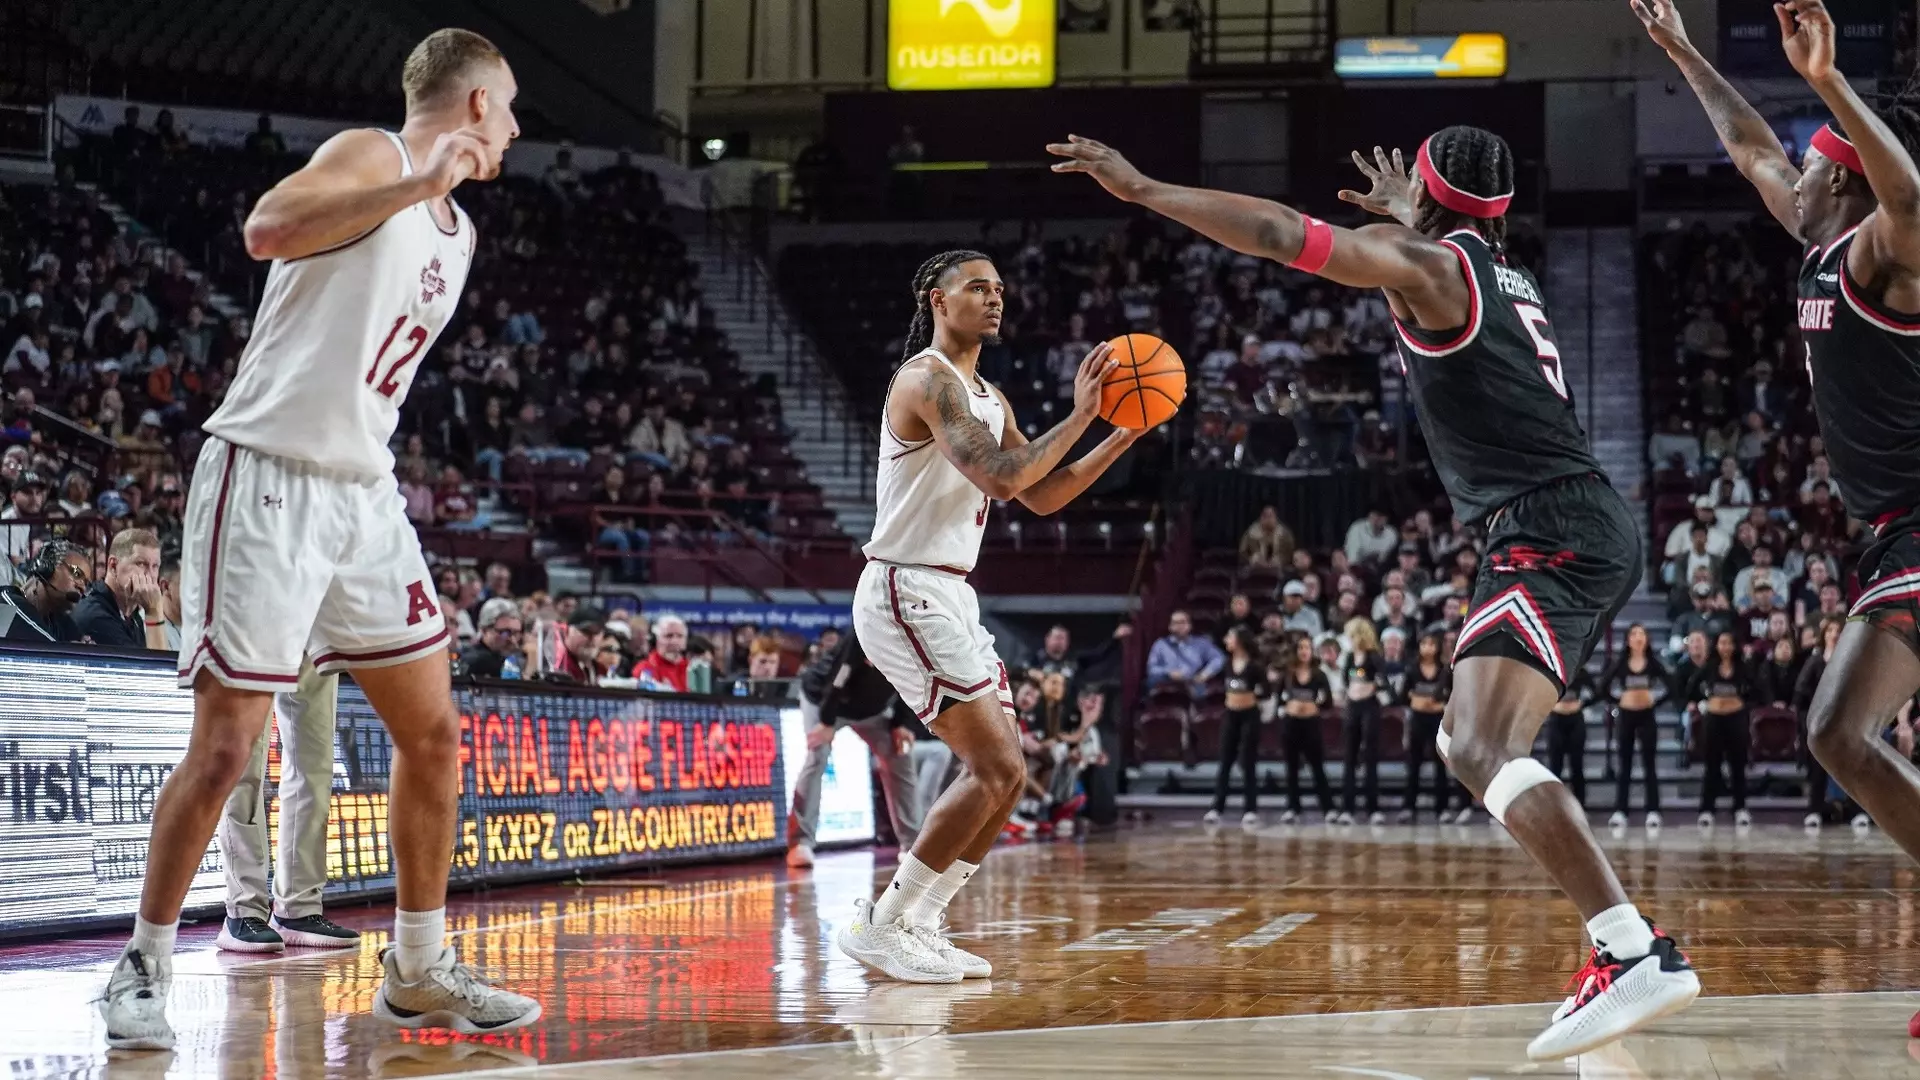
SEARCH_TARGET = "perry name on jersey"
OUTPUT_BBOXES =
[204,130,475,480]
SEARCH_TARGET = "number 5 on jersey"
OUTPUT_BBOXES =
[1514,303,1568,401]
[367,315,428,399]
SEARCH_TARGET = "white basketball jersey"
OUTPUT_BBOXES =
[204,130,474,479]
[863,348,1007,573]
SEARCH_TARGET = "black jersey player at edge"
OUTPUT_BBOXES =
[1641,0,1920,984]
[1049,128,1699,1060]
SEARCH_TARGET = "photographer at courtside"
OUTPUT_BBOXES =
[0,538,89,642]
[788,626,922,869]
[214,659,362,952]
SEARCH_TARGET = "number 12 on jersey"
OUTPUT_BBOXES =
[367,315,429,399]
[1514,302,1568,401]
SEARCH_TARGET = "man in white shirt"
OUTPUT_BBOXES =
[1344,508,1398,567]
[1663,496,1731,564]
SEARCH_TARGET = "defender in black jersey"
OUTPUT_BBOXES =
[1646,0,1920,1016]
[1052,124,1697,1061]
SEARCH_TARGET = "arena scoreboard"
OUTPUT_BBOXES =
[888,0,1056,91]
[0,644,872,939]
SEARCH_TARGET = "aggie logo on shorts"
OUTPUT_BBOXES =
[404,581,439,626]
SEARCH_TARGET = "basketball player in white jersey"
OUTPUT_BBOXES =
[836,249,1137,982]
[100,30,541,1049]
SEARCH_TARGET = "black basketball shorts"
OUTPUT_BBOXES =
[1453,473,1641,695]
[1849,508,1920,656]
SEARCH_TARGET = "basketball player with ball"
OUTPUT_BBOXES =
[837,248,1181,983]
[1050,130,1698,1058]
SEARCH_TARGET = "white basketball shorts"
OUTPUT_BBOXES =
[853,560,1013,726]
[177,437,447,693]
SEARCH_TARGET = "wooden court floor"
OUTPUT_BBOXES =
[7,818,1920,1077]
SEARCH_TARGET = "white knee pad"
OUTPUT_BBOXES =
[1435,728,1452,763]
[1482,757,1560,825]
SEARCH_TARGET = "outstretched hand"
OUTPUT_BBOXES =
[1629,0,1693,54]
[1047,135,1150,202]
[1775,0,1837,81]
[1337,146,1415,225]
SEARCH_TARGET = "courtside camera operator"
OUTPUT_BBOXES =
[0,538,90,642]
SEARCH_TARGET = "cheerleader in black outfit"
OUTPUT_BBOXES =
[1544,669,1597,808]
[1205,627,1272,828]
[1396,632,1454,823]
[1686,631,1755,829]
[1278,635,1335,822]
[1602,624,1668,830]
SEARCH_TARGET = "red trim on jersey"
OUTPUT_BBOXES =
[180,640,301,686]
[887,566,937,671]
[1393,239,1481,356]
[312,627,450,668]
[201,443,239,631]
[914,674,998,720]
[1452,583,1565,684]
[1874,507,1912,533]
[1417,137,1513,217]
[1840,259,1920,333]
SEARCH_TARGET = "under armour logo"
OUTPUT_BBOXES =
[261,495,284,509]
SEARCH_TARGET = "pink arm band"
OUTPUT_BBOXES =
[1290,216,1334,274]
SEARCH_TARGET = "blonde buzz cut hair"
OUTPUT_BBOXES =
[402,28,504,110]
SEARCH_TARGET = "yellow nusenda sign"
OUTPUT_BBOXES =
[888,0,1056,91]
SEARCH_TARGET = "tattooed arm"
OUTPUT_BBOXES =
[900,346,1113,502]
[1633,0,1802,236]
[986,382,1141,516]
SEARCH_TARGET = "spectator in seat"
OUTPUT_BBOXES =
[1147,609,1223,695]
[544,145,584,203]
[1238,505,1294,570]
[111,106,148,160]
[2,469,49,564]
[634,613,691,692]
[1279,579,1323,636]
[0,537,88,641]
[435,466,480,530]
[471,397,512,481]
[1343,508,1397,567]
[1799,455,1840,504]
[5,325,49,381]
[55,471,92,518]
[245,114,287,156]
[565,396,622,454]
[1648,414,1702,476]
[1737,579,1783,646]
[1793,557,1835,626]
[1738,360,1786,428]
[1732,544,1786,611]
[597,467,653,583]
[72,527,167,650]
[154,559,183,651]
[1665,521,1724,589]
[628,399,690,471]
[1671,582,1726,655]
[1,445,29,496]
[1798,481,1845,541]
[398,463,436,525]
[1708,455,1752,507]
[1664,496,1730,565]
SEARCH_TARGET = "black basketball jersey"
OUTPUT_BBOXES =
[1394,229,1604,525]
[1796,226,1920,522]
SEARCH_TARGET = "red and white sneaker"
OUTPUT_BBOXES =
[1527,925,1699,1061]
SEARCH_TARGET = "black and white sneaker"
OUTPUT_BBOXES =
[271,913,360,949]
[214,916,285,954]
[1527,923,1699,1060]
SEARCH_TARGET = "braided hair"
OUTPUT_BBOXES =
[900,248,993,364]
[1415,125,1514,253]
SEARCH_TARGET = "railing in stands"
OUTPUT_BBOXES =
[585,504,829,602]
[701,202,877,502]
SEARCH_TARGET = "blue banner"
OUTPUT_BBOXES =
[643,601,851,637]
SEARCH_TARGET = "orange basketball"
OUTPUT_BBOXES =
[1099,333,1186,429]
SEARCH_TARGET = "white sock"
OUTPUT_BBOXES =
[394,908,446,983]
[128,916,177,959]
[911,859,978,926]
[870,854,943,926]
[1586,902,1654,960]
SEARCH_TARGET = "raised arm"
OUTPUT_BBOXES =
[1633,0,1803,235]
[1046,136,1459,294]
[1779,0,1920,269]
[244,127,490,261]
[898,350,1112,502]
[986,382,1141,516]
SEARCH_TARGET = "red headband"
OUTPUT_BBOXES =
[1812,122,1864,175]
[1416,136,1513,218]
